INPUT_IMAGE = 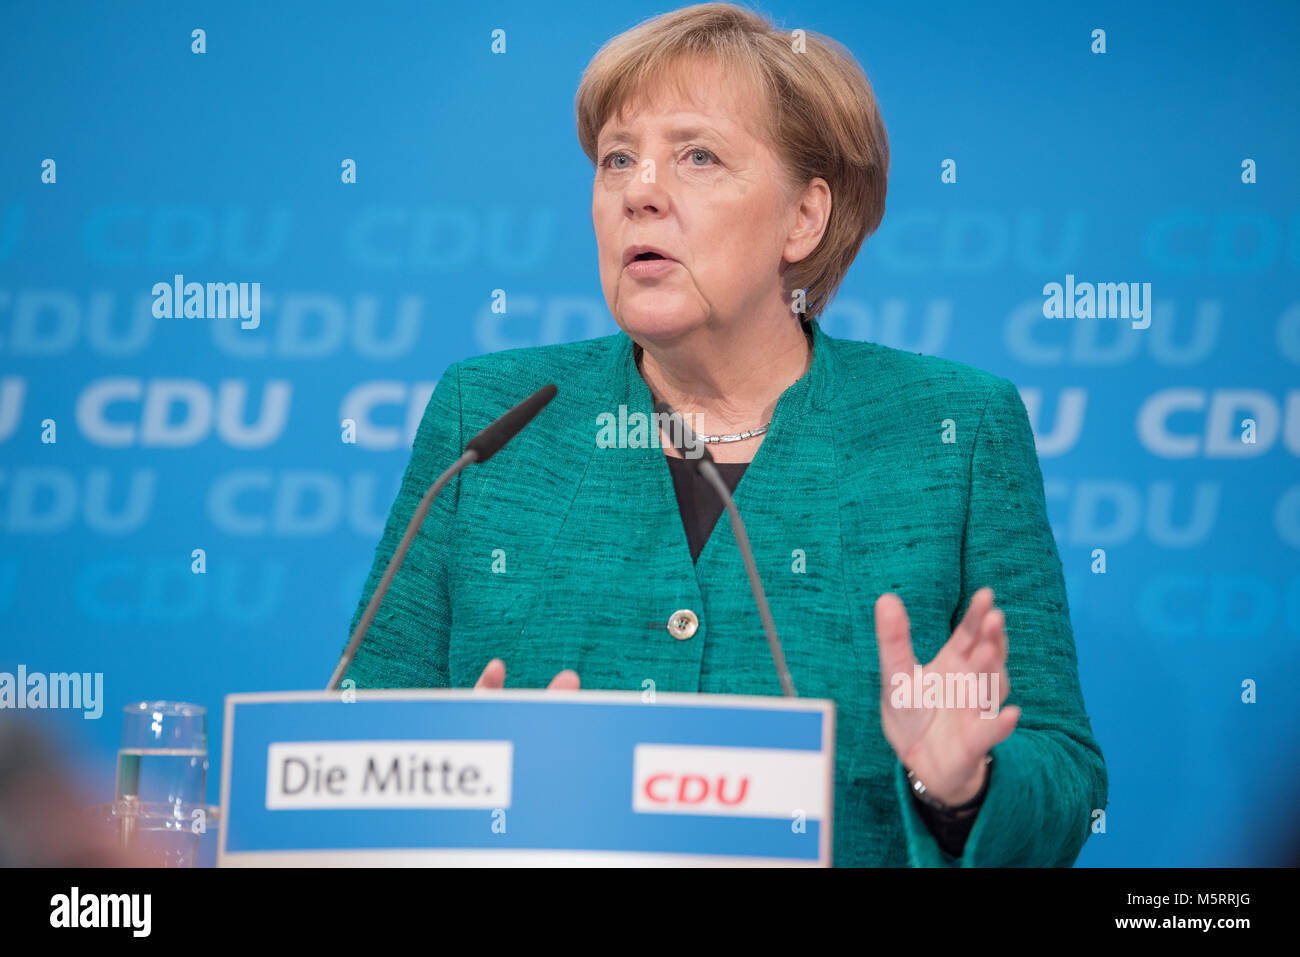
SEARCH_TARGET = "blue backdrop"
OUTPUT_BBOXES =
[2,0,1297,866]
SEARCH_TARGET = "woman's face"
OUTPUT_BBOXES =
[592,59,803,344]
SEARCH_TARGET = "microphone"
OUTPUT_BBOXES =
[653,401,797,698]
[465,383,558,463]
[327,383,559,691]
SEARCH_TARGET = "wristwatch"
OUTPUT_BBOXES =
[905,754,993,814]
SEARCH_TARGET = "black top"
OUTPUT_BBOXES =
[663,452,983,858]
[665,456,749,561]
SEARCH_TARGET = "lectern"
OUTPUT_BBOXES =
[218,689,835,866]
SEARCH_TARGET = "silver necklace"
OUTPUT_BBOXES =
[634,345,774,443]
[695,422,771,444]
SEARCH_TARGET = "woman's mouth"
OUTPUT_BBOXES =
[625,252,677,279]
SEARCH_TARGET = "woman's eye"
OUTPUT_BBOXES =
[601,148,716,170]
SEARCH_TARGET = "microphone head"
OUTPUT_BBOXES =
[652,400,713,469]
[465,383,558,463]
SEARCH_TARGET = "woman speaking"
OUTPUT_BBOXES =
[343,2,1107,867]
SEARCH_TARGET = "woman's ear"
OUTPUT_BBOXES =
[784,177,832,263]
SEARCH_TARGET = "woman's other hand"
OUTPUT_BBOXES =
[473,658,580,691]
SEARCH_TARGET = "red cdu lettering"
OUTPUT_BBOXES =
[644,773,673,803]
[715,775,750,806]
[677,774,710,804]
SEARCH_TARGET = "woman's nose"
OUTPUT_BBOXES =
[623,166,671,216]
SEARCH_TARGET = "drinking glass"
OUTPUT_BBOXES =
[112,701,208,866]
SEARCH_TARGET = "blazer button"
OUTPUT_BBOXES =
[668,609,699,640]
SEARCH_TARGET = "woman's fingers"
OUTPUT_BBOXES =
[969,605,1004,670]
[874,592,917,688]
[954,587,995,658]
[973,704,1020,754]
[474,658,506,689]
[977,598,1008,669]
[547,669,581,691]
[475,658,580,691]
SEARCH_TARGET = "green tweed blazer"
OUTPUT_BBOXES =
[344,318,1108,867]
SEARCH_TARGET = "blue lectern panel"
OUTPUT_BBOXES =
[219,690,834,865]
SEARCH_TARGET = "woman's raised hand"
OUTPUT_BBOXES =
[873,587,1020,805]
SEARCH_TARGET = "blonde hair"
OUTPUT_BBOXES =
[575,2,889,320]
